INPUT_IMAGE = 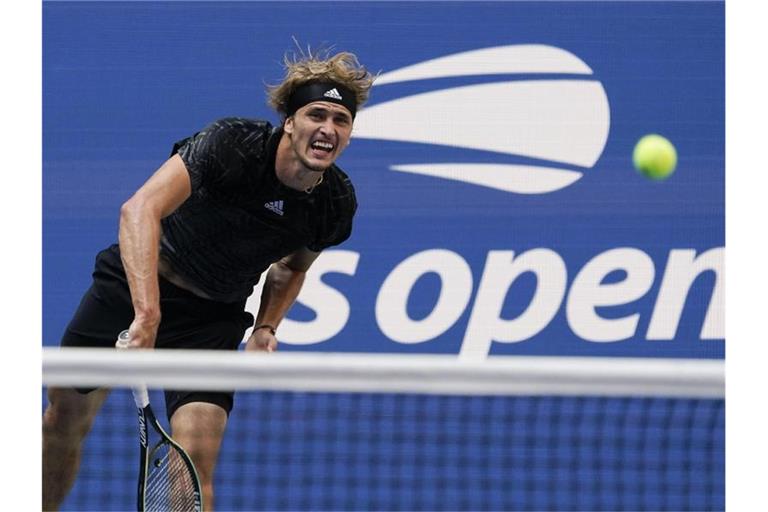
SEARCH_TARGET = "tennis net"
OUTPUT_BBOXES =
[43,349,724,511]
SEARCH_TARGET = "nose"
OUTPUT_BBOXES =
[318,118,335,137]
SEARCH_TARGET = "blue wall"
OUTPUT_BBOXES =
[44,1,725,359]
[43,2,725,511]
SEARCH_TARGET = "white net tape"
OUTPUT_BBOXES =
[43,348,724,398]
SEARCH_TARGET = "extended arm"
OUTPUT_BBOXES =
[245,247,321,352]
[119,153,192,348]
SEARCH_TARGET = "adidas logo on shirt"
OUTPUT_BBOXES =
[324,88,343,100]
[264,200,284,216]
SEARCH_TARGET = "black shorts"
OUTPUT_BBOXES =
[61,244,254,420]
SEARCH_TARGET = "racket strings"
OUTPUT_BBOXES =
[144,442,198,511]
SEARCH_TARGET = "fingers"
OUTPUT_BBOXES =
[263,335,277,353]
[244,331,278,353]
[125,319,159,349]
[248,340,276,352]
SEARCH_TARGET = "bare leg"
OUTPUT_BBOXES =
[171,402,228,511]
[42,387,110,511]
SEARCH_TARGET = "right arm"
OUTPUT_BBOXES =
[119,153,192,348]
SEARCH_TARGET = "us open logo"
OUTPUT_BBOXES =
[353,45,610,194]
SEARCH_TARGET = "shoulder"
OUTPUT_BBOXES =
[173,117,273,157]
[208,117,272,134]
[202,117,273,152]
[174,118,275,190]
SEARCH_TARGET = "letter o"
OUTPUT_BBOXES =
[376,249,473,343]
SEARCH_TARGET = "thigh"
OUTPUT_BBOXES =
[60,290,132,350]
[155,284,252,352]
[61,280,133,350]
[59,254,134,394]
[61,246,135,349]
[159,315,249,421]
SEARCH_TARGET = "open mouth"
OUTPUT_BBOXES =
[311,140,335,154]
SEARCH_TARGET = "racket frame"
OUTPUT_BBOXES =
[133,390,203,512]
[118,332,203,511]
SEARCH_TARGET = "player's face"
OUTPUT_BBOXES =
[284,101,354,172]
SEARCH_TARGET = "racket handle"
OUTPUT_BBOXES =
[115,330,150,409]
[116,329,131,349]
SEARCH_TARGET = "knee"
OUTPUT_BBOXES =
[190,462,215,510]
[201,482,215,503]
[179,441,218,506]
[186,450,216,490]
[43,390,98,440]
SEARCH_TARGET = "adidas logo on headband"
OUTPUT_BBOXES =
[324,88,343,100]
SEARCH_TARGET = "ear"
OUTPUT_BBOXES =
[284,116,294,135]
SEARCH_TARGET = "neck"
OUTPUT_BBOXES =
[275,131,325,192]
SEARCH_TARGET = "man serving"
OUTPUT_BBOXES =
[42,49,375,511]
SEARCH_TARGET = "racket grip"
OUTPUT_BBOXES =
[115,330,150,408]
[116,329,131,349]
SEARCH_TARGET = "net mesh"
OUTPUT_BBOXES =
[43,352,725,511]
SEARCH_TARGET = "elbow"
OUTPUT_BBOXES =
[120,195,159,229]
[276,258,309,275]
[119,197,141,226]
[119,198,134,220]
[272,261,308,287]
[121,190,147,212]
[121,191,161,218]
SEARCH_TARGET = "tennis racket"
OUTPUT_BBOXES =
[116,330,203,511]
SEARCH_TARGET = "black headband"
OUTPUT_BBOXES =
[285,81,357,119]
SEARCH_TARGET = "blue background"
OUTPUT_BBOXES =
[44,1,724,358]
[43,2,725,511]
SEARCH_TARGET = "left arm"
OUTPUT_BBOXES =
[244,247,321,352]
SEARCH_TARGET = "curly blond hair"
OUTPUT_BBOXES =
[267,48,375,118]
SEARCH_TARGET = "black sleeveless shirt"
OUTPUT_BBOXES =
[159,117,357,303]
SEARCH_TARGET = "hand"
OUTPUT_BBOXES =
[125,317,160,349]
[245,327,277,353]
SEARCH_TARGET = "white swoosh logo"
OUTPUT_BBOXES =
[353,45,611,194]
[374,44,594,84]
[355,80,608,167]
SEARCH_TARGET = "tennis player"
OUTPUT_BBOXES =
[42,49,374,511]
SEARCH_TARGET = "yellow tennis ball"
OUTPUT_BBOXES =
[633,134,677,180]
